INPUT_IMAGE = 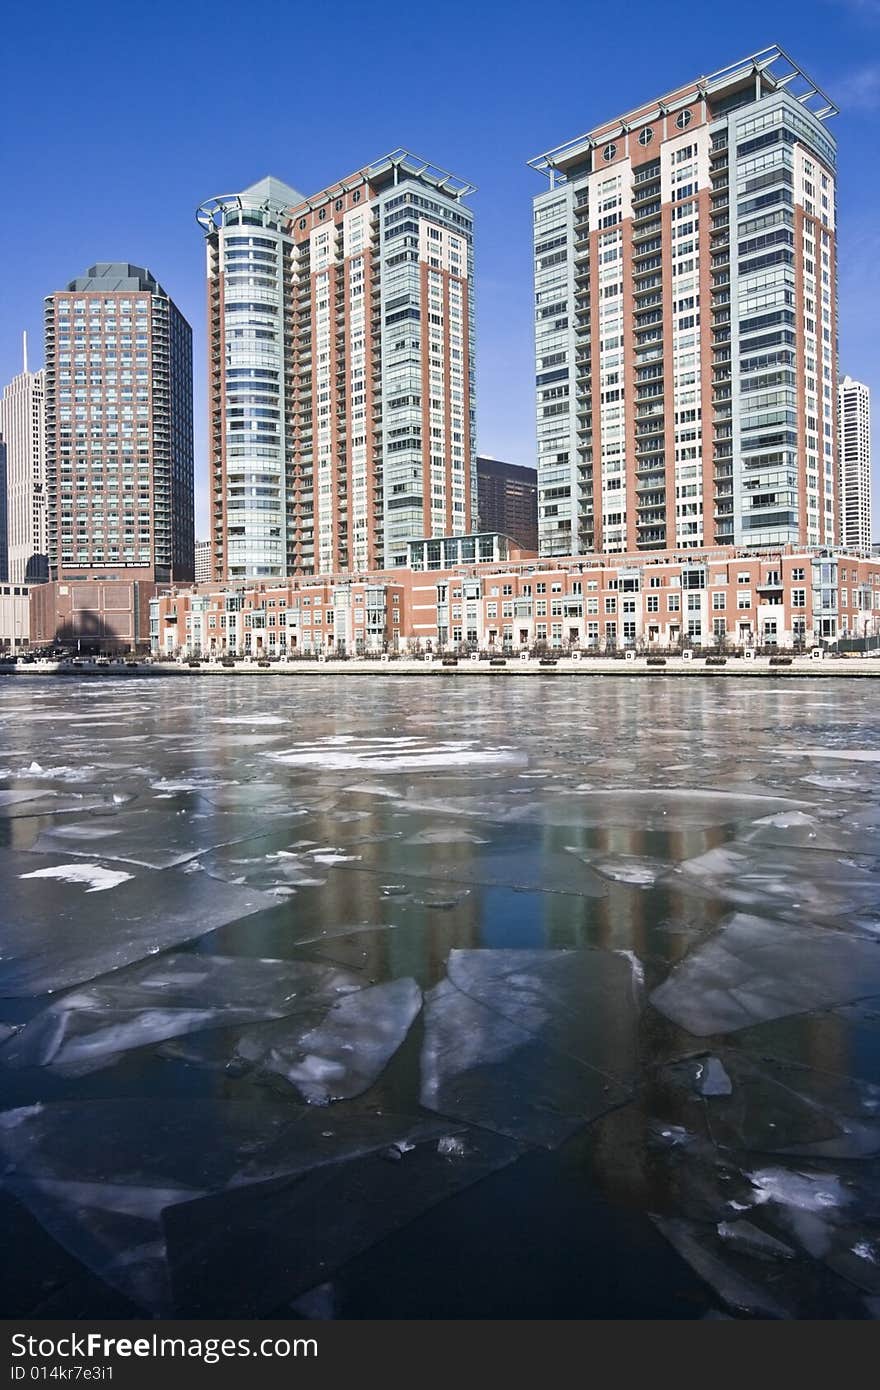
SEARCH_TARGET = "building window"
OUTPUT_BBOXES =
[638,127,654,146]
[602,143,617,162]
[676,110,692,129]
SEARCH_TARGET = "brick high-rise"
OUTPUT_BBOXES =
[43,263,194,582]
[198,152,476,581]
[530,46,839,556]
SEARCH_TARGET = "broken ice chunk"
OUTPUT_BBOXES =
[260,977,422,1104]
[649,913,880,1036]
[716,1219,796,1261]
[651,1216,791,1318]
[420,948,639,1147]
[1,955,364,1076]
[697,1057,733,1098]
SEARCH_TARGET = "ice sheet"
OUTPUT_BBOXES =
[163,1126,521,1316]
[650,913,880,1035]
[420,949,638,1146]
[29,807,307,869]
[0,1100,461,1313]
[0,850,279,996]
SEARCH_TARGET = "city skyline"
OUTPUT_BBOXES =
[1,3,878,538]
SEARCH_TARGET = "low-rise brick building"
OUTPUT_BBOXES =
[150,546,880,657]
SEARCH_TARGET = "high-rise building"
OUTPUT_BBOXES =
[530,46,839,556]
[194,538,212,584]
[0,336,48,583]
[198,151,476,581]
[476,456,538,551]
[0,441,7,583]
[838,375,871,552]
[43,263,194,582]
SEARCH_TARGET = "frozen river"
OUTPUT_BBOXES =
[1,674,879,1318]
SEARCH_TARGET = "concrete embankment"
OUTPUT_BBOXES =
[3,655,878,678]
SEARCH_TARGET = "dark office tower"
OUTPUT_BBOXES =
[476,455,538,551]
[43,264,194,581]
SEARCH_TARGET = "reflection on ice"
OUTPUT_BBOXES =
[420,949,638,1146]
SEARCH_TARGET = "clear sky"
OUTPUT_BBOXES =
[2,0,878,535]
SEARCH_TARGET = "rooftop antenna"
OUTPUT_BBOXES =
[22,330,28,374]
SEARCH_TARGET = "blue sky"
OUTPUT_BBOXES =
[2,0,879,534]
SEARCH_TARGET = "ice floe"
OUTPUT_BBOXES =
[650,913,880,1035]
[420,949,639,1146]
[0,850,279,996]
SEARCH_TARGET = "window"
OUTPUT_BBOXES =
[792,589,806,608]
[646,595,659,613]
[668,594,680,612]
[712,593,726,610]
[737,591,752,609]
[604,596,617,614]
[603,143,617,162]
[638,127,654,146]
[676,110,692,129]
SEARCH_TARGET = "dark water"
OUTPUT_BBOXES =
[1,674,879,1319]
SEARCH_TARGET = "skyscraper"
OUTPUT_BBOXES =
[0,336,47,583]
[199,151,476,581]
[194,538,212,584]
[476,456,539,551]
[43,263,194,582]
[530,46,839,556]
[838,376,871,552]
[0,441,7,583]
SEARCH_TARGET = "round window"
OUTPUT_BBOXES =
[638,127,654,146]
[298,218,307,230]
[676,109,692,129]
[335,199,342,211]
[602,143,617,162]
[353,189,361,203]
[318,207,326,220]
